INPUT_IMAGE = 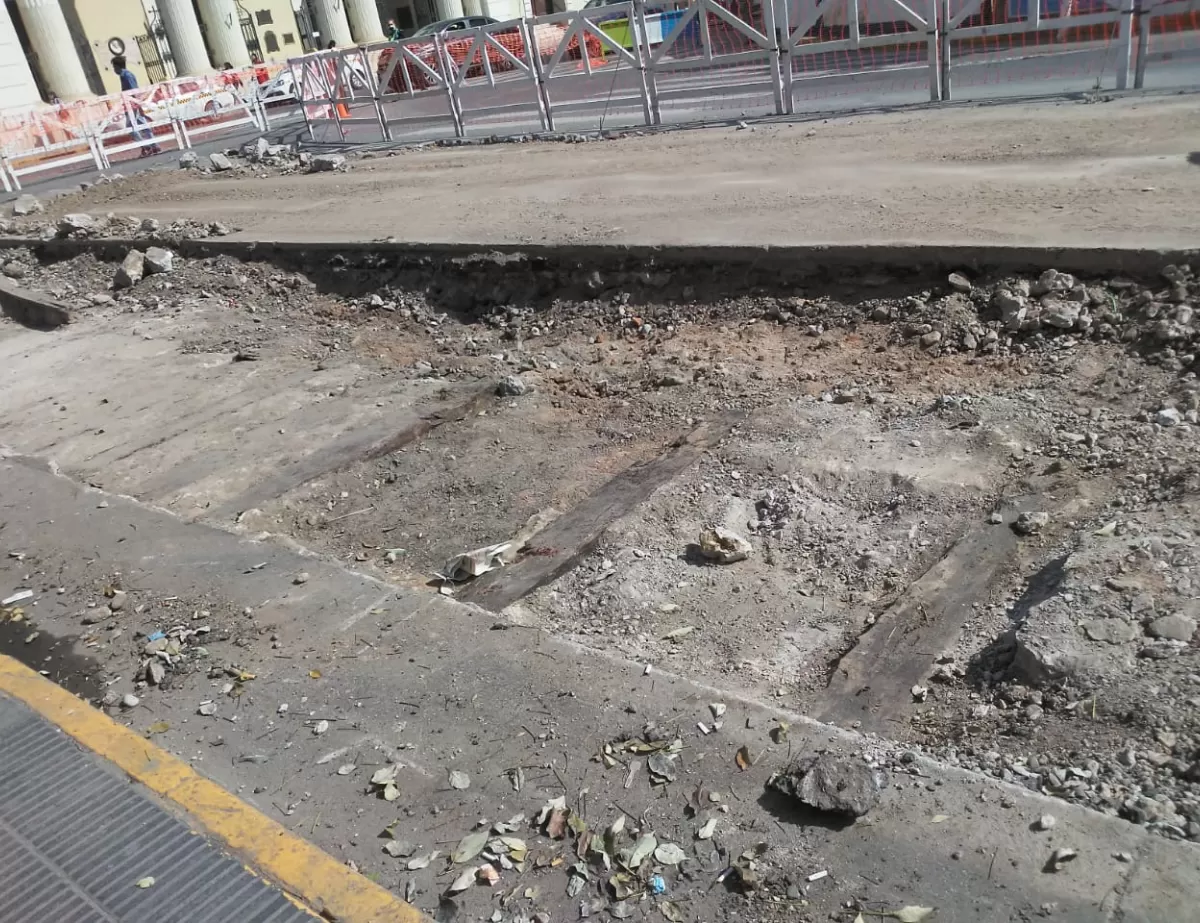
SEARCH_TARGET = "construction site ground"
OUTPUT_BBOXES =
[11,95,1200,248]
[2,94,1200,922]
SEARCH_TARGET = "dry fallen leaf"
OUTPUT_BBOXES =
[308,669,322,679]
[446,868,476,894]
[452,830,489,864]
[931,814,949,824]
[371,765,398,787]
[146,720,170,735]
[735,745,754,771]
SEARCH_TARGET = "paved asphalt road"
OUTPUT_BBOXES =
[4,38,1198,202]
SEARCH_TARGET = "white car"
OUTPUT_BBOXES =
[261,60,372,108]
[139,79,241,123]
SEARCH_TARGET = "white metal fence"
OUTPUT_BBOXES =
[290,0,1200,146]
[0,67,280,193]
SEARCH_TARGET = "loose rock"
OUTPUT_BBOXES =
[309,153,347,173]
[1146,613,1196,641]
[11,195,43,217]
[947,272,972,293]
[697,527,752,564]
[766,754,887,818]
[113,249,145,289]
[209,152,234,172]
[1012,511,1050,536]
[144,247,174,275]
[58,214,96,236]
[496,375,529,397]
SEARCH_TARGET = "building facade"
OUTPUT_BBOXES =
[0,0,389,111]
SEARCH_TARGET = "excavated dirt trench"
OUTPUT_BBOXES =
[3,237,1200,842]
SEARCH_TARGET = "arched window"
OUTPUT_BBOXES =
[263,31,279,53]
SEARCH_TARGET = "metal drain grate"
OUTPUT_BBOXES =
[0,693,316,923]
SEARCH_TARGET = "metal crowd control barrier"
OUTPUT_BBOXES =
[285,0,1199,147]
[0,66,280,192]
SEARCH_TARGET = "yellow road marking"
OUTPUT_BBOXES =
[0,655,427,923]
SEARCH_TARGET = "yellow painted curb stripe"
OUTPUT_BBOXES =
[0,655,428,923]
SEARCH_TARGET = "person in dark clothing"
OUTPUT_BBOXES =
[111,55,162,156]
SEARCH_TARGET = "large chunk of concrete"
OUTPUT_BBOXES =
[0,278,71,328]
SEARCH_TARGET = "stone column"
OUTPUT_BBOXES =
[157,0,212,76]
[345,0,386,43]
[310,0,354,47]
[436,0,465,19]
[0,2,43,107]
[14,0,92,100]
[197,0,251,68]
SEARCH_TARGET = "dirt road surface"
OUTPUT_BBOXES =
[26,96,1200,248]
[3,97,1200,922]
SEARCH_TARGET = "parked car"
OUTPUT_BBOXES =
[139,79,239,123]
[260,58,372,107]
[409,16,499,36]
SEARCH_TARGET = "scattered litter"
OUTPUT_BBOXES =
[1036,814,1056,831]
[649,875,666,896]
[313,720,329,736]
[146,630,165,642]
[146,720,170,735]
[931,814,949,824]
[135,877,155,889]
[709,703,727,719]
[807,869,829,882]
[293,572,310,585]
[2,590,34,606]
[911,684,928,702]
[654,843,687,865]
[336,764,356,776]
[647,751,678,784]
[121,694,140,709]
[448,769,471,790]
[696,817,718,839]
[197,702,217,716]
[308,669,322,679]
[438,542,513,582]
[278,703,289,715]
[697,527,752,564]
[767,754,887,818]
[855,909,935,923]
